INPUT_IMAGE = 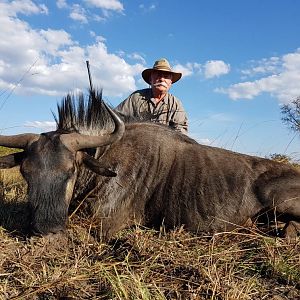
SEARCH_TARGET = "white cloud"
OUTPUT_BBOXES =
[198,138,211,145]
[90,33,106,43]
[172,60,230,80]
[139,3,156,12]
[0,0,48,16]
[39,29,74,55]
[56,0,123,23]
[56,0,68,9]
[241,56,281,78]
[173,64,193,77]
[128,53,146,64]
[173,62,201,77]
[218,49,300,103]
[216,82,261,100]
[24,121,56,131]
[86,42,144,95]
[204,60,230,78]
[0,4,144,98]
[70,4,88,23]
[92,14,106,22]
[38,4,48,14]
[84,0,124,12]
[189,133,212,145]
[173,61,231,79]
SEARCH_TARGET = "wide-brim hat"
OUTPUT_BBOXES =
[142,58,182,85]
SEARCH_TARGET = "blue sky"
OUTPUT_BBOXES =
[1,0,300,159]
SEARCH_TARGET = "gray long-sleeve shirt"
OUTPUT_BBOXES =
[115,88,188,134]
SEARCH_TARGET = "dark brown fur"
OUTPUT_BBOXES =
[0,91,299,239]
[81,122,300,239]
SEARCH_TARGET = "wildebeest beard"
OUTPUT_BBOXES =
[28,175,70,235]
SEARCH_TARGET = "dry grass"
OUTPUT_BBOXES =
[0,165,299,299]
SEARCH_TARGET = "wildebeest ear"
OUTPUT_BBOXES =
[81,153,117,177]
[0,152,25,169]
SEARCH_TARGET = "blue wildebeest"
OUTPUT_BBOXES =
[0,90,299,240]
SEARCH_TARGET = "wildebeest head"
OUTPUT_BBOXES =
[0,96,124,236]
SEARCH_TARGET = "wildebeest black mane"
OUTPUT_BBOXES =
[54,88,170,135]
[53,89,115,134]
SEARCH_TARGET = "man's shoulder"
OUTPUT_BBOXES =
[130,88,151,97]
[125,88,151,102]
[167,92,182,103]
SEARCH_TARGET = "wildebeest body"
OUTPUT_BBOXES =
[0,91,299,239]
[75,122,300,238]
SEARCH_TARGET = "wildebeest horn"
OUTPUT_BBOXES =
[60,102,125,151]
[0,133,39,149]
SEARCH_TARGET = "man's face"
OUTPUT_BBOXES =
[150,71,173,93]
